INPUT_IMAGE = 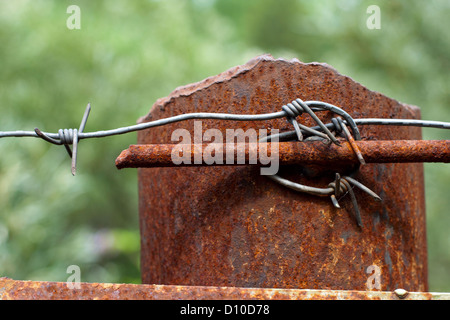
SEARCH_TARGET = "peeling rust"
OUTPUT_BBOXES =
[135,55,428,291]
[116,140,450,168]
[1,278,448,300]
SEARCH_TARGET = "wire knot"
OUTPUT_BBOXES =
[327,174,381,228]
[331,117,343,133]
[281,99,304,119]
[34,103,91,176]
[58,128,77,145]
[282,98,341,145]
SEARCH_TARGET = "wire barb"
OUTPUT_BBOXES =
[337,117,366,165]
[341,179,363,228]
[72,103,91,175]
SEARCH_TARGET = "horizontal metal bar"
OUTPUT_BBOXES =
[1,278,449,300]
[115,140,450,169]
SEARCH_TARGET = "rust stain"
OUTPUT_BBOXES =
[135,54,428,291]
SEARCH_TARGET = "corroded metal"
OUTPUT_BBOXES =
[116,140,450,168]
[1,278,448,300]
[136,54,428,291]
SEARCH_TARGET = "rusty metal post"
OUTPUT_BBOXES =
[135,55,428,291]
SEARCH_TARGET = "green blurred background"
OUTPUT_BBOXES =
[0,0,449,291]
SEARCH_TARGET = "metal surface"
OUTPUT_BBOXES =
[136,54,428,291]
[116,140,450,168]
[1,278,448,300]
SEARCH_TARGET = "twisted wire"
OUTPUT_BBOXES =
[1,99,449,226]
[0,100,449,175]
[3,103,447,142]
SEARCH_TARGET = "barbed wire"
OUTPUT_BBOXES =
[1,100,449,174]
[1,98,449,227]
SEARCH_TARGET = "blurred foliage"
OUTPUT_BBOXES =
[0,0,448,290]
